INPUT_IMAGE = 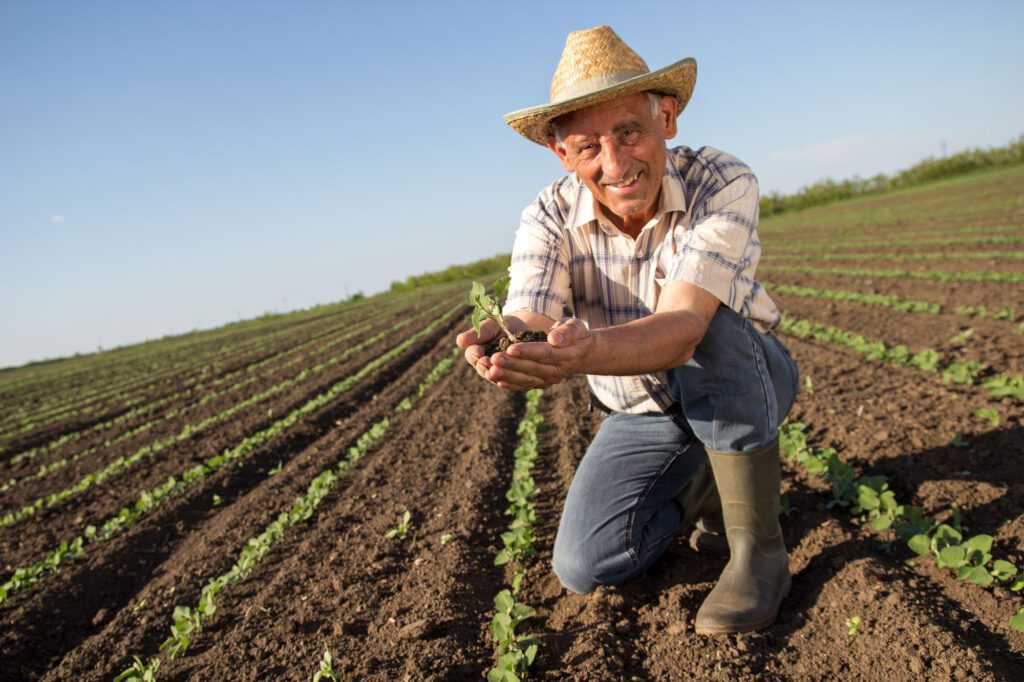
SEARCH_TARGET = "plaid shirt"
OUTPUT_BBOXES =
[504,145,780,414]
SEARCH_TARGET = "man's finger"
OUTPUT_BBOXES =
[547,317,584,347]
[492,352,562,382]
[505,341,554,362]
[487,363,550,389]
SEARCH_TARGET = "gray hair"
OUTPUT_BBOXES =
[550,91,665,149]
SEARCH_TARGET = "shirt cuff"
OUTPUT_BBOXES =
[503,294,565,322]
[664,252,739,311]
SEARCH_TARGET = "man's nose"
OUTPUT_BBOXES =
[600,140,631,180]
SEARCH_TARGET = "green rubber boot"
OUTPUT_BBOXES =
[675,444,728,555]
[694,439,790,635]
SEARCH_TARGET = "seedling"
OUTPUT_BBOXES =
[268,461,283,476]
[804,376,814,394]
[779,493,797,518]
[845,615,862,636]
[947,328,974,346]
[312,645,340,682]
[949,432,970,449]
[113,656,161,682]
[974,408,1000,427]
[384,510,414,542]
[212,494,222,506]
[440,533,455,545]
[468,277,517,345]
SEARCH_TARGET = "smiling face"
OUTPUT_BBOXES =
[548,92,678,234]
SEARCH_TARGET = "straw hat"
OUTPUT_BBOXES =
[504,25,697,146]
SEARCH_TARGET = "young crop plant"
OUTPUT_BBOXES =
[468,276,517,346]
[845,615,862,636]
[0,307,464,605]
[781,421,1024,632]
[312,645,341,682]
[113,656,161,682]
[384,510,415,542]
[486,388,545,680]
[114,348,463,671]
[488,589,540,682]
[468,277,548,353]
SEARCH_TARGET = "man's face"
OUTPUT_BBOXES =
[548,93,678,229]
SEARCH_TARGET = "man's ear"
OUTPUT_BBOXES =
[547,136,575,172]
[660,95,678,140]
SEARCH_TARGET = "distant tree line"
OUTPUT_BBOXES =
[389,253,512,292]
[760,134,1024,218]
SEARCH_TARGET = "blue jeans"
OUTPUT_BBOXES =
[552,307,798,594]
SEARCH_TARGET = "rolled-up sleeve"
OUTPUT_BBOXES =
[504,197,571,320]
[665,171,761,312]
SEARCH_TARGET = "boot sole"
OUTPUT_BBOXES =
[694,573,792,635]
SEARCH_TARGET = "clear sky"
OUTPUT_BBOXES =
[2,0,1022,369]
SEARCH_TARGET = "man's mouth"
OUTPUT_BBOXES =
[605,171,641,190]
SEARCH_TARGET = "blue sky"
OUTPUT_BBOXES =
[2,0,1022,369]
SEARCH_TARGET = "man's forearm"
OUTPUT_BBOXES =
[580,310,709,375]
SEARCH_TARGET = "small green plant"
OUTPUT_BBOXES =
[468,276,517,344]
[440,533,455,545]
[779,493,797,518]
[312,645,340,682]
[803,376,814,394]
[974,408,1000,427]
[488,589,540,682]
[212,494,222,506]
[268,461,283,476]
[949,432,970,449]
[948,328,974,345]
[845,615,862,635]
[113,656,161,682]
[384,510,414,542]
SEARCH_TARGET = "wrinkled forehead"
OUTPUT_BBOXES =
[550,92,655,137]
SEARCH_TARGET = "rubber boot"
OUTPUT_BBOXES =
[694,439,790,635]
[676,463,727,555]
[675,445,728,555]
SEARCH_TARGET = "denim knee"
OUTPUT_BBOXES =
[551,542,600,594]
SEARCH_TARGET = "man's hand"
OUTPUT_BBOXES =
[486,317,592,391]
[456,309,559,387]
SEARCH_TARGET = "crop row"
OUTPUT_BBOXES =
[764,283,1020,324]
[765,264,1024,284]
[766,224,1023,250]
[0,303,464,604]
[778,316,1024,403]
[113,348,461,680]
[770,232,1024,254]
[0,288,439,494]
[780,421,1024,632]
[488,388,544,682]
[764,249,1023,263]
[0,297,457,528]
[0,293,390,444]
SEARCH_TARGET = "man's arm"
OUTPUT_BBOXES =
[485,281,718,390]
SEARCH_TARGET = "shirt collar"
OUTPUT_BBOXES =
[567,153,688,233]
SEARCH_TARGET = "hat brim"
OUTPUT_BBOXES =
[503,57,697,146]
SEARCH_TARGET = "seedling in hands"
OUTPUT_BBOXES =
[384,510,414,542]
[468,276,517,345]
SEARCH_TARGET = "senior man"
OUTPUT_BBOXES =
[456,26,799,634]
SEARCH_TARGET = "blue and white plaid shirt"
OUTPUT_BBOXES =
[504,145,780,414]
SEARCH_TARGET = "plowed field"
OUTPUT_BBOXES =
[1,165,1023,680]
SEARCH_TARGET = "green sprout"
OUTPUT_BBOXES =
[113,656,161,682]
[312,645,340,682]
[440,533,455,546]
[468,276,517,344]
[384,510,414,542]
[845,615,862,636]
[974,408,1000,428]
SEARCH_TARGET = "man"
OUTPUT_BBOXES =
[456,26,799,635]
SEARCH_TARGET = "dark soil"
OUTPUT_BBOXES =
[485,329,550,355]
[1,211,1022,679]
